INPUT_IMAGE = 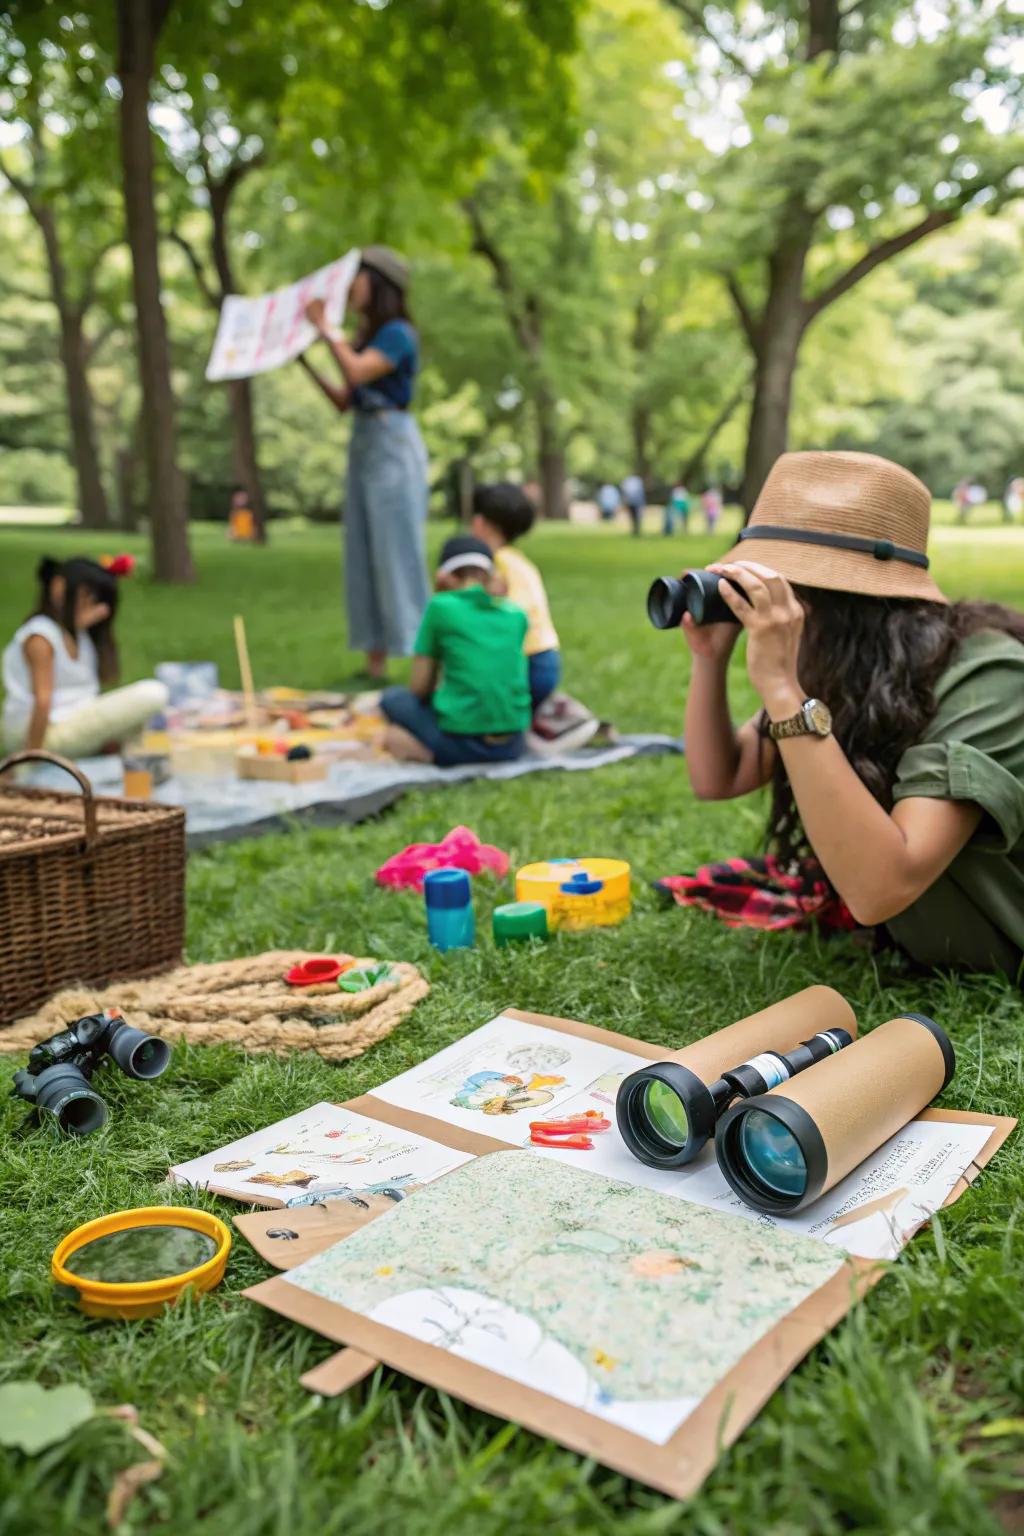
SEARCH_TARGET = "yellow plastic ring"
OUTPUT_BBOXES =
[52,1206,232,1320]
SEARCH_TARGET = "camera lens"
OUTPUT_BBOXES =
[107,1023,171,1081]
[642,1080,689,1148]
[735,1108,808,1198]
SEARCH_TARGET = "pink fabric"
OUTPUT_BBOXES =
[375,825,510,892]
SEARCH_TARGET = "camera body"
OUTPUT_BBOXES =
[647,570,747,629]
[12,1008,171,1136]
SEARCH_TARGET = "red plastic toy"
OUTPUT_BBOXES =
[284,957,356,987]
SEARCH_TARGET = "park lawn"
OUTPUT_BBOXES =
[0,517,1022,1535]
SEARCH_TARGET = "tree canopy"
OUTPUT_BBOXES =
[1,0,1022,564]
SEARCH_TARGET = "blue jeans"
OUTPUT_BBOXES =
[528,649,561,709]
[380,687,525,768]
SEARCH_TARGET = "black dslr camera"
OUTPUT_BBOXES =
[12,1008,171,1136]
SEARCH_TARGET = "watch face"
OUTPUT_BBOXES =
[803,698,832,736]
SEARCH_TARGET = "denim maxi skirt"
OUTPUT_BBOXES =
[344,410,430,656]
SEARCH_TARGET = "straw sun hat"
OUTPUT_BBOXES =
[719,450,947,604]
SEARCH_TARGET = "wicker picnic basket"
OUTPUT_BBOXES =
[0,751,186,1026]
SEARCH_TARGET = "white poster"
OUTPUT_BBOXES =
[205,249,360,381]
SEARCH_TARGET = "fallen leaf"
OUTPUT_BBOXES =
[106,1459,164,1528]
[979,1418,1024,1439]
[0,1381,94,1455]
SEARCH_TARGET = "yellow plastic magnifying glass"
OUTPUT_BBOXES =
[51,1206,231,1320]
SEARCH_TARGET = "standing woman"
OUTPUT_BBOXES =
[301,247,430,681]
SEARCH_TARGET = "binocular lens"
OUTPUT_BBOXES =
[646,577,684,630]
[108,1025,171,1081]
[736,1109,807,1198]
[31,1064,109,1136]
[642,1079,689,1148]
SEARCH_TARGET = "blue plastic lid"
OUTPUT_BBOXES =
[423,867,472,908]
[560,877,603,895]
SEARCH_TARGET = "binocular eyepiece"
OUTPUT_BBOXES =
[12,1009,171,1137]
[617,1030,852,1170]
[647,570,748,629]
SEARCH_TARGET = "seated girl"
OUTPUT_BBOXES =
[679,450,1024,976]
[379,536,530,767]
[1,557,168,758]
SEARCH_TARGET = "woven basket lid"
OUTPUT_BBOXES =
[719,450,947,603]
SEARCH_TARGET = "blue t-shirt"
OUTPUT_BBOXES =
[353,320,418,412]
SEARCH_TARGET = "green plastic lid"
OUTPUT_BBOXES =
[493,901,549,945]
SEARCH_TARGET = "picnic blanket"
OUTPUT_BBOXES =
[656,855,857,932]
[22,735,681,847]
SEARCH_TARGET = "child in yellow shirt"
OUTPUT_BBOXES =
[471,483,561,709]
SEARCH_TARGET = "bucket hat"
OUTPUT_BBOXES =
[360,244,410,293]
[719,451,947,603]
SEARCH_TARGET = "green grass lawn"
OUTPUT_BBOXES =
[0,516,1022,1534]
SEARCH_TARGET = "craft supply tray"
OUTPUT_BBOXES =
[0,751,185,1024]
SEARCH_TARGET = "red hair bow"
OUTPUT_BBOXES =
[101,553,136,577]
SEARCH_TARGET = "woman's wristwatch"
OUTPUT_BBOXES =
[767,697,833,741]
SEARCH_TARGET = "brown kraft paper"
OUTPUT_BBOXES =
[239,1003,1015,1494]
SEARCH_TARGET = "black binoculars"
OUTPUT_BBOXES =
[647,569,749,629]
[12,1008,171,1136]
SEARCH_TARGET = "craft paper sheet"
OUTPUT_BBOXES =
[281,1151,846,1446]
[370,1014,650,1142]
[206,250,359,380]
[170,1102,471,1205]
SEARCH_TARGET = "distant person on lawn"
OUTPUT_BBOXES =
[379,535,530,766]
[1,556,167,758]
[621,473,645,536]
[471,482,561,711]
[678,451,1024,975]
[300,246,430,684]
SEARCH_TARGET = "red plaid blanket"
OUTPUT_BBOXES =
[656,855,857,933]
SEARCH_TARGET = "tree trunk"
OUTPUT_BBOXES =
[60,309,111,529]
[34,205,110,529]
[116,0,193,581]
[536,390,567,519]
[740,234,811,514]
[227,378,267,539]
[631,403,652,489]
[210,173,268,540]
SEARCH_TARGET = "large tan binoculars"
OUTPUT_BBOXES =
[616,985,857,1169]
[714,1012,955,1213]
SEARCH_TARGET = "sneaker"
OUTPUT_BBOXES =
[528,693,602,755]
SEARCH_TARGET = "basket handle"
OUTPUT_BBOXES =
[0,749,98,849]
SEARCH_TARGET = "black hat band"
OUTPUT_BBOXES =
[739,525,929,569]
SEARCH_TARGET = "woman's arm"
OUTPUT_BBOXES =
[297,353,351,414]
[304,299,396,389]
[22,634,55,751]
[408,655,439,701]
[682,615,775,799]
[710,558,983,925]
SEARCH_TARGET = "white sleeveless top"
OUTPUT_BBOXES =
[1,615,99,734]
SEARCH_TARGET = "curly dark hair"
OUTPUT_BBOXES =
[765,590,1024,866]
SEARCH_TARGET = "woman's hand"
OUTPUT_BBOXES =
[304,297,327,332]
[708,559,806,716]
[680,610,740,665]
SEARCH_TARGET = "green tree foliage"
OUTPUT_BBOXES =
[670,0,1024,508]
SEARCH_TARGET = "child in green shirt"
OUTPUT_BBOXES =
[379,535,531,766]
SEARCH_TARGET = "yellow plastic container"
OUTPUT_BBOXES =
[52,1206,232,1320]
[515,858,631,931]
